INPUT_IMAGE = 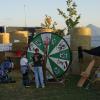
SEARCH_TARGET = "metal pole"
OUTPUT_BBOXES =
[24,4,27,27]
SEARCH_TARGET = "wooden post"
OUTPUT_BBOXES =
[77,59,95,87]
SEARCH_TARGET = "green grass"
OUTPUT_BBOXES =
[0,71,100,100]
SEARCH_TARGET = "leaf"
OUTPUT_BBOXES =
[57,9,67,19]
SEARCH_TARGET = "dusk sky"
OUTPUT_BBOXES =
[0,0,100,28]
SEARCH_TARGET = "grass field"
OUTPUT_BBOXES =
[0,71,100,100]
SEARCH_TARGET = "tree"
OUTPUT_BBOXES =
[57,0,80,35]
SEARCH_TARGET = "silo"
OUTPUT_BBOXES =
[70,27,91,50]
[12,31,29,51]
[0,33,10,44]
[70,27,92,74]
[15,31,29,43]
[10,31,29,43]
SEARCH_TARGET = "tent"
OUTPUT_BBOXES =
[83,46,100,56]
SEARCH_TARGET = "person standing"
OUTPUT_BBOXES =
[20,54,30,87]
[33,48,45,88]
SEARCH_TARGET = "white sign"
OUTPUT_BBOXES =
[0,43,12,51]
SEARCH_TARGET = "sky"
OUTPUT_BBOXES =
[0,0,100,28]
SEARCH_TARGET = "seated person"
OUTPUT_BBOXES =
[0,57,14,72]
[0,57,15,83]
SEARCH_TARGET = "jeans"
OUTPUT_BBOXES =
[33,67,45,87]
[22,72,30,86]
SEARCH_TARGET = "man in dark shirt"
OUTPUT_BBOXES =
[33,48,45,88]
[33,52,42,66]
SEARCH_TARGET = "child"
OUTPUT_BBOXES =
[20,54,30,87]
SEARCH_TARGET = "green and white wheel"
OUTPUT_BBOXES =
[27,32,72,79]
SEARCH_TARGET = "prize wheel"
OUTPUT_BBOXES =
[27,32,72,80]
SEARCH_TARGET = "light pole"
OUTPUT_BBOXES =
[24,4,27,27]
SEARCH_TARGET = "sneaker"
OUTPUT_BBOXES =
[42,85,45,88]
[36,85,39,88]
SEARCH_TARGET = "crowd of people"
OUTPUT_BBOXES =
[0,48,45,88]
